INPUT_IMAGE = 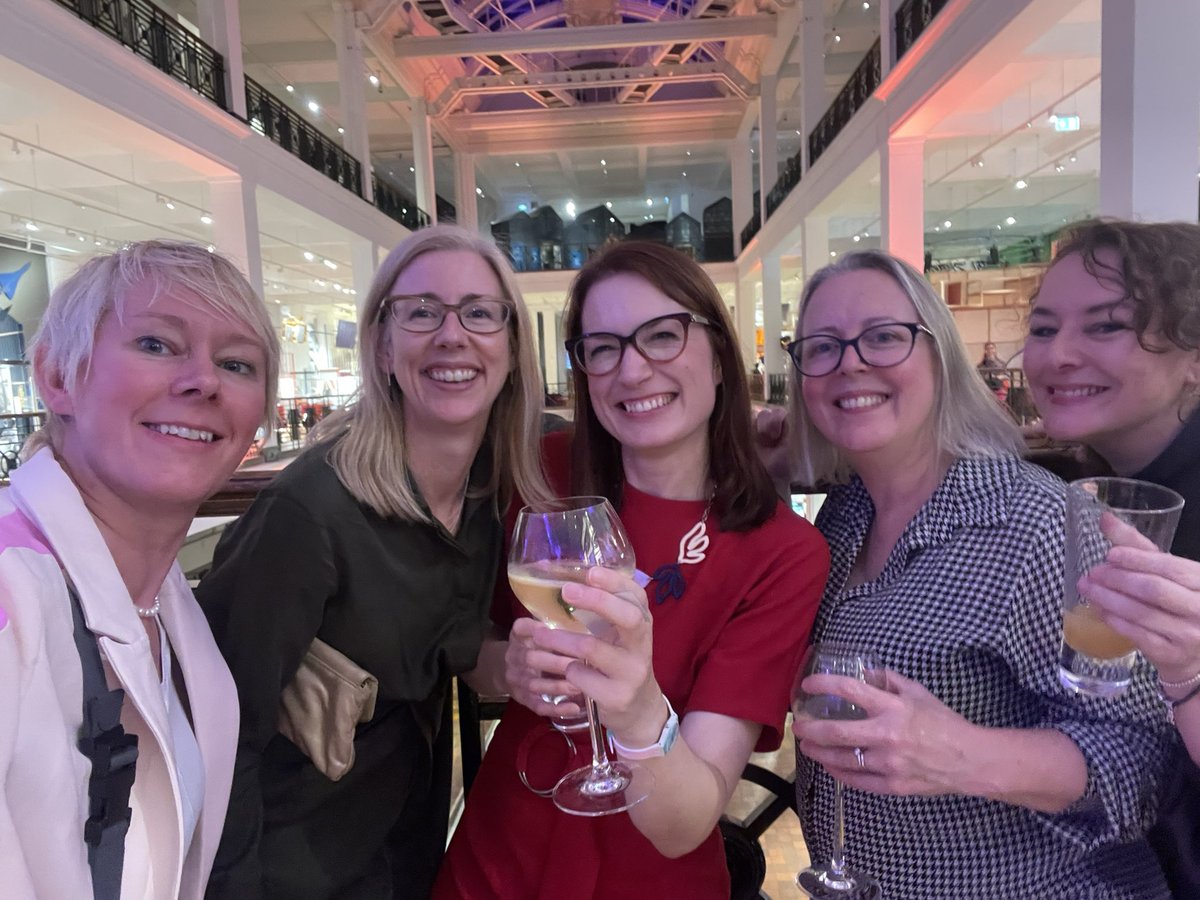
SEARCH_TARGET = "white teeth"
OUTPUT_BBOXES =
[147,423,214,442]
[428,368,478,383]
[623,394,673,413]
[837,394,886,410]
[1053,386,1104,398]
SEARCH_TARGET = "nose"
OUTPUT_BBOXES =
[614,341,653,383]
[835,339,870,375]
[1040,332,1080,370]
[433,309,469,346]
[173,358,221,399]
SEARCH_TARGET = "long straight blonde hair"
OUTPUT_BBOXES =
[312,225,552,522]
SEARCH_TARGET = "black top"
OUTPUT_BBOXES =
[1137,410,1200,899]
[198,440,501,900]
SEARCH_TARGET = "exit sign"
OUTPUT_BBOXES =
[1053,115,1081,132]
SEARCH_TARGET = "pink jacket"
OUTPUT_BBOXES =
[0,449,238,898]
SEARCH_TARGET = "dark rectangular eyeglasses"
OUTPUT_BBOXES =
[381,294,513,334]
[566,312,711,376]
[787,321,933,377]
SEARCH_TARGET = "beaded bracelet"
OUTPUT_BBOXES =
[1163,680,1200,726]
[1158,668,1200,692]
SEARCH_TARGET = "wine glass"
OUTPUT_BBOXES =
[793,642,882,899]
[509,496,653,816]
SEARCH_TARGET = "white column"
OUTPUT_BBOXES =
[1099,0,1200,222]
[731,137,753,254]
[350,237,378,318]
[410,97,437,224]
[802,215,829,288]
[208,175,262,295]
[881,136,924,272]
[541,309,564,393]
[333,0,372,201]
[800,0,825,172]
[454,152,479,231]
[735,276,756,371]
[762,253,784,387]
[759,72,779,223]
[195,0,246,118]
[878,0,894,80]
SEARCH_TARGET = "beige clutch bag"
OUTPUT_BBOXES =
[277,638,379,782]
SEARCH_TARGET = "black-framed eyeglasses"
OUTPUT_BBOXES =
[787,322,934,377]
[380,294,513,334]
[566,312,712,376]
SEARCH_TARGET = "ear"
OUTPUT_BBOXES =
[32,345,75,417]
[374,328,393,378]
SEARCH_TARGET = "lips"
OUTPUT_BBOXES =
[834,392,888,410]
[620,393,675,413]
[144,422,217,442]
[425,367,479,383]
[1048,385,1106,399]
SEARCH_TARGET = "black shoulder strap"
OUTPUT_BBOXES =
[68,584,139,900]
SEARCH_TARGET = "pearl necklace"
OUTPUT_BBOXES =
[135,595,161,619]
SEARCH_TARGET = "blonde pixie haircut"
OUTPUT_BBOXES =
[314,225,552,522]
[788,249,1023,487]
[26,240,279,456]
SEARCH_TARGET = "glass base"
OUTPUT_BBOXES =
[1057,644,1133,698]
[796,865,882,899]
[552,760,653,817]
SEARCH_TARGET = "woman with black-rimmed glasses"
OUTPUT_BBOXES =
[435,241,829,899]
[782,249,1173,899]
[199,225,552,900]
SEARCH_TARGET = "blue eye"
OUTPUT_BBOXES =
[137,336,170,354]
[221,359,257,375]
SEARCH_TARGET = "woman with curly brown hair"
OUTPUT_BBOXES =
[1024,219,1200,897]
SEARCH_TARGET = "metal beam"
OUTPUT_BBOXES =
[393,15,778,57]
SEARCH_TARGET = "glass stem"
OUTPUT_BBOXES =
[830,778,848,878]
[585,697,610,771]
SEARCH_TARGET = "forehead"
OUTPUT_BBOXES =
[581,272,687,332]
[802,268,917,332]
[111,278,266,347]
[389,249,502,297]
[1033,250,1126,313]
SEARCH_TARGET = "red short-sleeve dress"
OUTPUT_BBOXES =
[434,434,829,899]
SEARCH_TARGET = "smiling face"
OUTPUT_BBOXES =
[800,268,939,466]
[39,278,269,515]
[378,249,513,441]
[1024,250,1200,472]
[579,272,719,469]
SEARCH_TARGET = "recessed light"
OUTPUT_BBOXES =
[368,74,380,87]
[1014,179,1028,190]
[1005,216,1016,225]
[476,187,483,195]
[943,220,951,229]
[600,158,606,166]
[514,161,520,167]
[853,235,860,242]
[200,214,213,225]
[303,251,315,262]
[605,201,612,209]
[285,84,294,93]
[323,259,338,270]
[337,127,344,134]
[307,100,320,114]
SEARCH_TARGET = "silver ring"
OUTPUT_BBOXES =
[854,747,866,769]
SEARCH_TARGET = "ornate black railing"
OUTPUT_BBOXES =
[245,77,362,196]
[765,153,802,220]
[52,0,227,108]
[807,38,882,169]
[740,190,763,249]
[894,0,951,62]
[371,175,431,231]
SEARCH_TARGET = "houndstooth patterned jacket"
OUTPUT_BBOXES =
[796,454,1174,900]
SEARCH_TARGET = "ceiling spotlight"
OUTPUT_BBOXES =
[600,158,607,166]
[323,258,338,270]
[833,31,842,43]
[686,150,692,157]
[367,74,380,88]
[974,158,984,168]
[207,244,216,253]
[337,127,344,134]
[514,161,520,167]
[409,166,415,173]
[646,198,653,206]
[1014,179,1028,190]
[852,234,861,242]
[863,1,870,8]
[682,171,687,177]
[605,201,613,209]
[307,100,320,114]
[1069,154,1077,163]
[165,200,175,210]
[1005,216,1017,225]
[303,251,315,262]
[830,251,837,257]
[943,220,951,229]
[934,226,941,232]
[24,221,38,232]
[1055,163,1066,173]
[285,84,294,93]
[475,187,483,195]
[200,214,213,225]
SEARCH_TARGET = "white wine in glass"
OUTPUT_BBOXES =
[793,642,882,900]
[509,497,652,816]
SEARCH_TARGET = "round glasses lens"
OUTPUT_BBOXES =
[392,298,443,332]
[635,317,688,362]
[798,336,843,375]
[576,335,622,374]
[459,300,510,333]
[859,324,915,366]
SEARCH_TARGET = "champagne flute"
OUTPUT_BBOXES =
[793,642,882,899]
[509,496,653,816]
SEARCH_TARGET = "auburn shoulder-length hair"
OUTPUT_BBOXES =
[562,241,776,532]
[787,250,1024,487]
[312,225,552,522]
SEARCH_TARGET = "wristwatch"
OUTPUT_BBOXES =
[610,696,679,760]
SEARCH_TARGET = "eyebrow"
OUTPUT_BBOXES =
[1028,300,1127,319]
[803,315,902,336]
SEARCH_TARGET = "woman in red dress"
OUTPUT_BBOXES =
[435,241,830,899]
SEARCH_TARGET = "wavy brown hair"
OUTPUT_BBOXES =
[563,241,776,532]
[1044,219,1200,352]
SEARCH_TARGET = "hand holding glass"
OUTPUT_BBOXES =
[792,643,882,900]
[509,497,651,816]
[1060,477,1185,698]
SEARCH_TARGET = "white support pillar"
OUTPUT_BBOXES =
[761,253,784,387]
[410,97,437,223]
[800,0,825,172]
[208,175,262,295]
[1099,0,1200,222]
[333,0,372,201]
[878,0,894,79]
[881,136,925,272]
[350,237,378,318]
[731,137,753,254]
[759,72,779,223]
[802,215,829,288]
[196,0,247,118]
[735,277,756,371]
[454,153,479,231]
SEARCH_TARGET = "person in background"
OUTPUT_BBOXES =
[198,225,551,900]
[435,241,829,899]
[785,249,1173,898]
[1023,218,1200,898]
[0,240,278,898]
